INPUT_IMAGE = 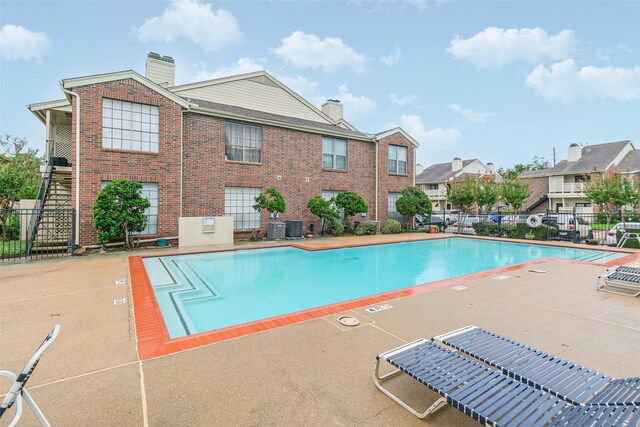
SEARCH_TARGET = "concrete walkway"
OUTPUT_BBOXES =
[1,236,639,426]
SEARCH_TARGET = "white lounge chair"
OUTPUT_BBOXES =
[0,325,60,427]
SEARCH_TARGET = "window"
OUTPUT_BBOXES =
[388,145,407,174]
[429,184,438,190]
[322,137,346,170]
[225,187,261,230]
[322,190,344,223]
[101,181,158,235]
[102,99,159,152]
[225,123,262,163]
[388,192,404,223]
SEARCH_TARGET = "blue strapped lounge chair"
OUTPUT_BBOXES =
[374,339,639,426]
[598,266,640,297]
[434,326,640,407]
[0,325,60,427]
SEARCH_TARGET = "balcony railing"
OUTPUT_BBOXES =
[424,189,447,199]
[549,182,585,194]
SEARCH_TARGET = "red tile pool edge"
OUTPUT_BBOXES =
[129,241,639,360]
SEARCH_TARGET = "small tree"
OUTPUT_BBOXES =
[474,176,500,213]
[253,188,286,220]
[395,186,432,229]
[307,196,339,235]
[619,176,640,219]
[334,191,368,231]
[0,135,41,242]
[500,178,532,213]
[446,177,476,233]
[584,171,621,230]
[93,180,150,249]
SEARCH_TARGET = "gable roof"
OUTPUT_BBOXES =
[416,159,477,183]
[374,127,420,147]
[170,70,336,125]
[62,70,191,108]
[528,140,632,176]
[614,149,640,173]
[189,98,370,140]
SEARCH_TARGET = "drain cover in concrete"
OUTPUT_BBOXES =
[338,316,360,326]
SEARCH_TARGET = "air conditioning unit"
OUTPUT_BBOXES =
[285,220,304,239]
[267,222,286,240]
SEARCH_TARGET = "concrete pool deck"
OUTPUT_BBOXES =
[1,234,639,426]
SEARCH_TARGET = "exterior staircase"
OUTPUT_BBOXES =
[28,165,75,256]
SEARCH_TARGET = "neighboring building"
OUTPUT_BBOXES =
[415,158,500,210]
[521,140,639,213]
[28,53,418,246]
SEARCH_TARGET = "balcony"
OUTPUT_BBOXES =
[548,181,585,196]
[424,188,447,199]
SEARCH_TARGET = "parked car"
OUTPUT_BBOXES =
[541,214,593,242]
[416,214,447,231]
[501,215,527,226]
[449,216,494,235]
[606,222,640,246]
[430,210,459,224]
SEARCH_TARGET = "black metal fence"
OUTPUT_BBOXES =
[431,209,640,247]
[0,208,75,261]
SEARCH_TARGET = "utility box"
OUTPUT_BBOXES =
[267,222,286,240]
[285,220,304,238]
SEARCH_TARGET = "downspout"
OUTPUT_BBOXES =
[60,84,80,245]
[374,137,379,222]
[180,110,184,218]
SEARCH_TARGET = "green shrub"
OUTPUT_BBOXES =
[472,222,503,236]
[382,219,402,234]
[616,228,640,248]
[1,213,20,241]
[354,222,378,235]
[596,212,621,224]
[472,222,558,240]
[330,220,344,236]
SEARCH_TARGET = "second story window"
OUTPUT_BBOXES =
[323,137,346,170]
[389,145,407,174]
[225,122,262,163]
[102,99,159,152]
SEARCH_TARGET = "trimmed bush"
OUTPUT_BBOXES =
[330,220,344,236]
[354,222,378,235]
[472,222,558,240]
[382,219,402,234]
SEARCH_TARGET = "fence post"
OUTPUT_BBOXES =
[70,209,76,256]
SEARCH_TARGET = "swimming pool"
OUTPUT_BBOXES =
[142,239,625,339]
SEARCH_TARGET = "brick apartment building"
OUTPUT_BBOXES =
[28,53,418,246]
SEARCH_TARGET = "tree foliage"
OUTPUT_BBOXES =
[92,180,150,249]
[307,196,339,235]
[395,186,432,228]
[253,188,286,217]
[0,135,41,241]
[474,176,500,213]
[335,191,368,218]
[446,177,477,213]
[500,178,531,212]
[585,170,640,228]
[498,156,550,179]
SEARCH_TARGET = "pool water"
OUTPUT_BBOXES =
[142,239,625,338]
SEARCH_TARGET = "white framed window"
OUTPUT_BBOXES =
[225,187,261,230]
[225,122,262,163]
[102,99,159,152]
[101,181,158,235]
[388,192,404,223]
[388,145,407,174]
[322,137,346,170]
[322,190,345,223]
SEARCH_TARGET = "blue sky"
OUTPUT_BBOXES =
[1,0,639,170]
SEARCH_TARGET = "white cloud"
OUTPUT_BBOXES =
[274,31,367,73]
[134,0,241,51]
[389,92,417,106]
[525,59,640,103]
[447,104,491,122]
[193,57,265,81]
[277,75,318,96]
[448,27,578,70]
[317,85,376,120]
[0,24,49,61]
[397,115,461,152]
[381,45,401,65]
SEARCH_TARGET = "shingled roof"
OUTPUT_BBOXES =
[186,98,370,140]
[416,159,476,184]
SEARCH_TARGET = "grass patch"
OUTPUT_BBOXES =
[1,240,27,257]
[590,224,609,230]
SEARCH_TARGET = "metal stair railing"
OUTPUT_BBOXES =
[27,164,54,255]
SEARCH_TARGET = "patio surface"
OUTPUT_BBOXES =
[1,234,639,426]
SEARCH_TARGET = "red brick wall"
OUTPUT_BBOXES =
[376,133,415,224]
[182,113,384,232]
[68,79,414,244]
[521,176,549,213]
[69,79,183,245]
